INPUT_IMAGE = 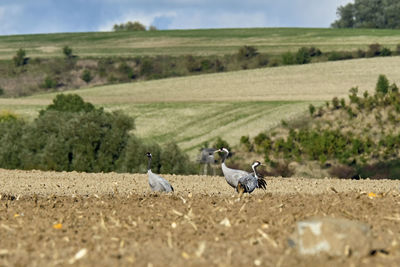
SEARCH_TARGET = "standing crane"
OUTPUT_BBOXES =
[145,152,174,193]
[237,161,267,197]
[214,147,250,189]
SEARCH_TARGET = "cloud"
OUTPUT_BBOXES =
[166,11,268,29]
[0,4,24,35]
[0,0,355,35]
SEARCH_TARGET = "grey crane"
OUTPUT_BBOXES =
[214,147,250,189]
[145,152,174,193]
[237,161,267,197]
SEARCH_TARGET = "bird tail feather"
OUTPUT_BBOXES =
[257,178,267,190]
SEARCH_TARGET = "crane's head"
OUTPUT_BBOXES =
[252,161,262,169]
[214,147,229,155]
[145,152,152,158]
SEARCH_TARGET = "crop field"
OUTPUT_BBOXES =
[1,28,400,59]
[1,56,399,155]
[1,169,400,266]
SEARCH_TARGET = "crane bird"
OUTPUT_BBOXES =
[145,152,174,193]
[214,147,250,189]
[237,161,267,197]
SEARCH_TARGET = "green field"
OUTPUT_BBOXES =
[1,28,400,59]
[1,55,399,157]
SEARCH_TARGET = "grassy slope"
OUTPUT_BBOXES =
[1,28,400,59]
[1,56,399,156]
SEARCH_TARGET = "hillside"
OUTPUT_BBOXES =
[1,28,400,59]
[1,56,399,157]
[246,75,400,179]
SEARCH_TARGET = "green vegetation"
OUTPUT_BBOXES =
[13,48,27,67]
[1,41,399,97]
[248,75,400,179]
[0,94,196,174]
[332,0,400,29]
[113,21,149,32]
[1,28,400,60]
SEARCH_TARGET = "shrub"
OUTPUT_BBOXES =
[327,51,353,61]
[332,97,340,109]
[257,54,269,67]
[397,44,400,55]
[140,58,154,76]
[113,21,146,31]
[240,135,253,151]
[13,48,27,67]
[118,62,135,80]
[295,47,311,64]
[214,59,225,72]
[237,46,258,61]
[0,120,27,169]
[282,52,295,65]
[26,109,134,172]
[200,59,213,71]
[160,142,196,174]
[41,76,58,89]
[376,74,389,95]
[308,104,316,116]
[308,47,322,57]
[62,46,73,58]
[185,55,201,72]
[81,69,93,83]
[356,49,366,58]
[40,94,95,115]
[380,47,392,57]
[367,43,382,57]
[0,110,18,122]
[0,87,4,96]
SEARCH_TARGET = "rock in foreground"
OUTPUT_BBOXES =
[289,217,372,258]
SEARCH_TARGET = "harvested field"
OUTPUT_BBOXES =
[1,169,400,266]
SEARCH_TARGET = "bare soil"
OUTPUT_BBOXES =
[1,169,400,266]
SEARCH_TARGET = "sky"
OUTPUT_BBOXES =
[0,0,353,35]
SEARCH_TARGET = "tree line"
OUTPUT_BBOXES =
[332,0,400,29]
[0,94,196,174]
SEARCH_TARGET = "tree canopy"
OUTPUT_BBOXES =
[332,0,400,29]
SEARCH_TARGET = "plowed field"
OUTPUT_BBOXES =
[1,169,400,266]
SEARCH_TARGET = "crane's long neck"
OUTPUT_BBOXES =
[252,165,259,179]
[147,157,152,171]
[221,151,228,163]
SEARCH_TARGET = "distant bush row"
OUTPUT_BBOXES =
[113,21,157,32]
[0,94,196,174]
[3,42,400,97]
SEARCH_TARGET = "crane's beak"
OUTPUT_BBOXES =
[213,149,221,153]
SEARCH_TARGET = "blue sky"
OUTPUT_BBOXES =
[0,0,352,35]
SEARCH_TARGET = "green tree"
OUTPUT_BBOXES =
[331,3,355,28]
[13,48,26,67]
[160,142,196,174]
[81,69,93,83]
[62,46,73,58]
[376,74,389,95]
[295,47,311,64]
[237,46,258,61]
[332,0,400,29]
[40,94,95,115]
[113,21,146,31]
